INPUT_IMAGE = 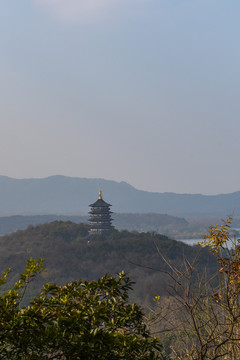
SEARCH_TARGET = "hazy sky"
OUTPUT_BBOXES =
[0,0,239,195]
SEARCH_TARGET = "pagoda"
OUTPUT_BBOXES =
[88,187,113,236]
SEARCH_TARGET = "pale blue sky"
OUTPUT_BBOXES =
[0,0,239,194]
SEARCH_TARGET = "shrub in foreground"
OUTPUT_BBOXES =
[0,259,165,359]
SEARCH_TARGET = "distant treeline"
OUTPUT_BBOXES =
[0,213,208,238]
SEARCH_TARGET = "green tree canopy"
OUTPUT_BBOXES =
[0,259,165,359]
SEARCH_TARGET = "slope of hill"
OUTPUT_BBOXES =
[0,221,217,306]
[0,215,87,234]
[0,175,238,217]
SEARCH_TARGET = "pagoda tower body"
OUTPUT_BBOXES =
[88,187,113,236]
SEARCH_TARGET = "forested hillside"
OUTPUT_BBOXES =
[0,221,217,306]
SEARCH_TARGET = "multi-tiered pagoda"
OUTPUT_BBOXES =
[88,187,113,236]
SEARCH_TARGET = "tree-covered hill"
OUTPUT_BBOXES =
[0,221,217,306]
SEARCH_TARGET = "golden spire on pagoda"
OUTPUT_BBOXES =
[98,185,102,199]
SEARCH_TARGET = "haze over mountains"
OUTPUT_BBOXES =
[0,175,238,218]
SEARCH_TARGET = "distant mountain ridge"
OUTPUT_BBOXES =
[0,175,239,217]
